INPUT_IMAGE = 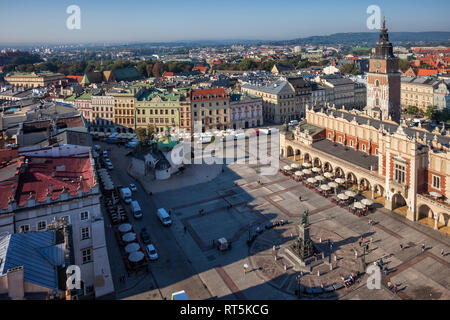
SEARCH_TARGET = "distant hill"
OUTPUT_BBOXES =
[269,32,450,46]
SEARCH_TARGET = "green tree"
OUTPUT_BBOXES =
[339,63,361,75]
[147,124,156,140]
[135,127,148,144]
[425,105,438,119]
[406,105,419,116]
[398,59,411,72]
[152,62,163,77]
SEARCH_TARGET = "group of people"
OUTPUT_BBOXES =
[343,273,357,288]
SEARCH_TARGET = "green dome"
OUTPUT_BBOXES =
[157,136,178,151]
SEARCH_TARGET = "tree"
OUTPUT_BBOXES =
[135,127,148,144]
[152,62,163,78]
[146,63,154,77]
[146,124,156,140]
[339,63,361,75]
[406,105,419,116]
[425,105,438,119]
[398,59,411,72]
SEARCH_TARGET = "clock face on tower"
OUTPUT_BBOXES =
[375,61,381,69]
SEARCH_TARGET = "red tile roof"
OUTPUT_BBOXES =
[193,66,207,72]
[190,88,229,101]
[0,156,95,210]
[66,75,84,83]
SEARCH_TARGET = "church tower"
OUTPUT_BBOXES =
[366,18,401,123]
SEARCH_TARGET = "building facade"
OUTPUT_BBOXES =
[5,72,67,88]
[241,80,297,124]
[229,94,263,129]
[401,76,441,112]
[190,88,230,132]
[366,18,401,122]
[91,94,115,132]
[0,145,114,298]
[135,90,180,133]
[280,21,450,232]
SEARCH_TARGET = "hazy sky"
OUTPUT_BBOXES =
[1,0,449,44]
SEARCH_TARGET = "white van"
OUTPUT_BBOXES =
[289,120,299,126]
[156,208,172,226]
[234,132,245,140]
[131,200,143,219]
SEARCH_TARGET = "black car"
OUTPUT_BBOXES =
[140,228,151,244]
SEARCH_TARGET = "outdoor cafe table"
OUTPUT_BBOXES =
[312,167,321,173]
[307,178,317,184]
[361,199,374,206]
[429,192,443,199]
[353,202,366,210]
[345,191,356,198]
[328,182,338,188]
[337,193,349,201]
[324,172,334,179]
[302,169,312,175]
[122,232,136,243]
[118,223,132,233]
[128,251,144,263]
[320,184,331,191]
[295,171,304,177]
[125,242,140,253]
[315,175,325,182]
[302,163,312,168]
[335,178,345,184]
[283,165,291,171]
[291,163,300,169]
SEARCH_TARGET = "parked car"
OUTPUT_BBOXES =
[140,228,151,244]
[129,184,137,192]
[131,200,143,219]
[146,244,158,261]
[106,163,114,170]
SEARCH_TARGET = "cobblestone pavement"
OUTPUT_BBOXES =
[98,138,449,300]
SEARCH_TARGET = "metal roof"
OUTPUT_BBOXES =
[0,232,59,290]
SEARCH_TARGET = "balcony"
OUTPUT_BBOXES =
[389,179,408,195]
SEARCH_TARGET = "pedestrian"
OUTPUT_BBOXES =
[383,267,388,275]
[393,284,398,294]
[441,249,445,256]
[370,237,373,246]
[400,244,403,251]
[184,226,187,233]
[299,195,302,201]
[421,243,425,252]
[354,250,358,258]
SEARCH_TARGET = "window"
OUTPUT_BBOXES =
[432,175,441,190]
[81,248,92,264]
[328,133,332,140]
[37,221,47,231]
[80,211,89,221]
[362,144,366,152]
[19,225,30,233]
[350,140,354,147]
[62,216,70,224]
[338,136,342,143]
[394,164,406,184]
[81,227,90,240]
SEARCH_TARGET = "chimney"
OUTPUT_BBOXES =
[7,266,25,300]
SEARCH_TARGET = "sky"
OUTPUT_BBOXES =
[0,0,449,44]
